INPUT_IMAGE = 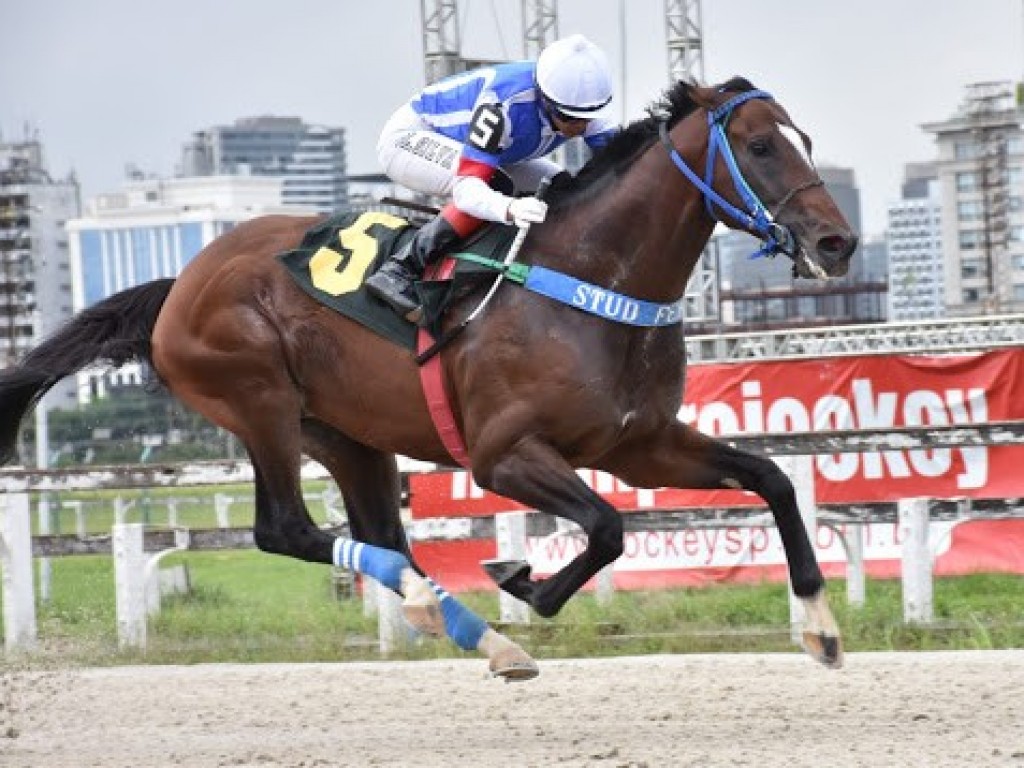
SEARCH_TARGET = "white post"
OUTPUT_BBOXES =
[1,491,37,651]
[35,402,52,603]
[776,455,816,645]
[68,500,86,538]
[845,524,865,607]
[495,511,530,624]
[376,580,410,654]
[113,496,133,526]
[899,497,933,623]
[362,575,378,617]
[166,500,179,528]
[112,522,147,649]
[214,493,231,528]
[143,529,190,616]
[36,494,52,603]
[595,564,615,605]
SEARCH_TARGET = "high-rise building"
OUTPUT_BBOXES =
[0,140,80,410]
[66,175,313,401]
[886,162,944,321]
[922,81,1022,315]
[179,117,348,213]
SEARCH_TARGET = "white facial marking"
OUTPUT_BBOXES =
[779,124,814,170]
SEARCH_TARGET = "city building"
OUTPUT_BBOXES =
[179,117,348,213]
[700,164,886,332]
[886,162,944,320]
[66,175,314,401]
[922,81,1022,315]
[0,140,80,410]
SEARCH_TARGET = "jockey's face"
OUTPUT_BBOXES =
[551,112,590,138]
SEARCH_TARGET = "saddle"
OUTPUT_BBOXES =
[278,209,518,350]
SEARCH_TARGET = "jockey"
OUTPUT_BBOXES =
[366,33,618,318]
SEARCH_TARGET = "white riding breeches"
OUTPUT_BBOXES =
[376,104,562,198]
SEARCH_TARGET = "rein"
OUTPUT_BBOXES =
[657,89,823,260]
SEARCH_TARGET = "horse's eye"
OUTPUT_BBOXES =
[750,138,770,157]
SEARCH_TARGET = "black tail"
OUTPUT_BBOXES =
[0,278,175,465]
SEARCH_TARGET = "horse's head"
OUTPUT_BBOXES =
[664,80,858,279]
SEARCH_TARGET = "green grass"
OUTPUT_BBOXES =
[7,548,1023,666]
[29,482,333,535]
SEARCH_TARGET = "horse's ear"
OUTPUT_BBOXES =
[719,76,757,94]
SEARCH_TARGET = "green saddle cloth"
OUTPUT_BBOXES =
[278,209,517,349]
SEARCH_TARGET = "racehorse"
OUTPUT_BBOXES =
[0,77,856,675]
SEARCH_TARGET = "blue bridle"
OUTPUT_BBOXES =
[658,88,823,260]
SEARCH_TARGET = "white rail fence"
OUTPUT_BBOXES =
[3,421,1024,653]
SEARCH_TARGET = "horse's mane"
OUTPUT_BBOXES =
[546,76,757,210]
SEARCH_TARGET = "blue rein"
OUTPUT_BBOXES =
[658,89,799,260]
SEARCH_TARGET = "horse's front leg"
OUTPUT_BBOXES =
[301,419,537,681]
[604,421,842,669]
[475,437,624,618]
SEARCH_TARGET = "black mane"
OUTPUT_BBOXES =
[546,76,757,209]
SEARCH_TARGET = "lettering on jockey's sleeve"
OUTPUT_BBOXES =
[468,104,505,154]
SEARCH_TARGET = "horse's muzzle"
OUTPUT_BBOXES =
[794,230,858,279]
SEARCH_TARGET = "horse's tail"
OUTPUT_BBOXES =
[0,278,175,465]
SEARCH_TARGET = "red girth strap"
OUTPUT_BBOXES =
[417,256,471,468]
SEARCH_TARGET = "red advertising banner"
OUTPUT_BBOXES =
[410,349,1024,517]
[408,349,1024,592]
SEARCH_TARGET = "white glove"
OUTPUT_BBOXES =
[507,196,548,228]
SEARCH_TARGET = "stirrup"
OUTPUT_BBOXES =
[365,268,418,316]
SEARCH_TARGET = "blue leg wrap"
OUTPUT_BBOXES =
[427,577,488,651]
[332,538,409,592]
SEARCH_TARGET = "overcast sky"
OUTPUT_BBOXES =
[2,0,1022,235]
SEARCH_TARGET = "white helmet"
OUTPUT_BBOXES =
[536,34,613,119]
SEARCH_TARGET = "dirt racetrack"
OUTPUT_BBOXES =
[2,650,1023,767]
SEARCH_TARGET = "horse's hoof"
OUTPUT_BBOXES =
[802,630,844,670]
[489,647,540,683]
[400,570,445,637]
[481,558,532,588]
[402,602,445,638]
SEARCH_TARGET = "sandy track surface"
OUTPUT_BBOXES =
[2,651,1023,767]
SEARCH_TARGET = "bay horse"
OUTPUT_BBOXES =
[0,77,856,676]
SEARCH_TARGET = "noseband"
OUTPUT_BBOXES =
[658,89,824,259]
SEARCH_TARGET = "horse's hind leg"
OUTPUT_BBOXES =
[606,422,842,669]
[301,419,538,681]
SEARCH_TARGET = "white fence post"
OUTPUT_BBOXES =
[112,522,147,649]
[1,491,37,651]
[774,455,816,645]
[845,524,865,607]
[594,564,615,605]
[495,511,530,624]
[375,580,411,654]
[214,493,231,528]
[166,500,179,528]
[143,529,191,616]
[899,497,933,623]
[37,493,52,603]
[113,496,133,526]
[66,500,86,538]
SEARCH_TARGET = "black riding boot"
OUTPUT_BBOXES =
[365,216,461,318]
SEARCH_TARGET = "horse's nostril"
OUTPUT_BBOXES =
[818,234,857,260]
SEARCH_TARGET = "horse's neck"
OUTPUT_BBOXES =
[540,145,714,303]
